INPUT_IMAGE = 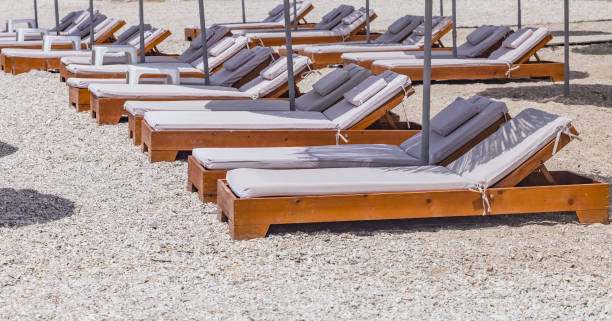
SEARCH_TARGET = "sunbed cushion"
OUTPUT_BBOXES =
[446,108,572,187]
[388,16,412,34]
[314,5,354,30]
[412,16,444,36]
[400,96,509,164]
[210,46,272,87]
[344,75,387,106]
[239,55,311,98]
[312,68,350,96]
[88,83,247,99]
[431,98,480,136]
[208,37,234,56]
[223,48,255,71]
[457,25,512,58]
[124,99,291,116]
[503,28,533,48]
[115,25,150,44]
[295,64,371,112]
[268,5,284,17]
[488,27,548,62]
[193,144,420,170]
[466,25,494,45]
[227,166,474,198]
[342,10,363,25]
[144,110,334,131]
[375,15,423,44]
[322,8,342,23]
[260,57,288,80]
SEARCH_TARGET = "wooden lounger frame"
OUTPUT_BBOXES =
[247,14,378,47]
[139,87,417,162]
[370,34,565,82]
[1,20,128,74]
[184,5,315,40]
[90,55,297,124]
[217,125,610,240]
[297,22,454,69]
[187,113,509,203]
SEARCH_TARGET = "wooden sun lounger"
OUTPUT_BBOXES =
[294,22,454,69]
[247,13,378,47]
[184,5,316,41]
[370,34,564,82]
[139,87,418,163]
[217,125,610,240]
[187,112,509,203]
[4,29,171,76]
[91,54,291,125]
[0,20,126,73]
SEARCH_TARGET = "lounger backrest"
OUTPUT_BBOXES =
[239,55,312,98]
[456,25,511,58]
[401,16,451,46]
[296,63,371,112]
[263,1,311,23]
[375,15,424,44]
[49,10,81,32]
[113,25,151,45]
[330,8,375,37]
[92,17,122,41]
[446,108,572,187]
[399,96,509,164]
[323,71,411,129]
[69,13,107,38]
[314,5,354,30]
[209,46,274,87]
[178,25,229,63]
[488,27,549,63]
[58,11,90,34]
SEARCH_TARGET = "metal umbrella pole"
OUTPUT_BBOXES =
[138,0,146,63]
[33,0,39,28]
[282,0,296,111]
[242,0,246,23]
[517,0,521,29]
[563,0,570,95]
[451,0,456,57]
[88,0,94,49]
[365,0,370,43]
[421,0,433,165]
[293,0,297,30]
[54,0,60,35]
[198,0,211,85]
[439,0,443,16]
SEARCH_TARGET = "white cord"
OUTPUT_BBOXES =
[469,184,491,216]
[335,128,348,145]
[552,125,581,155]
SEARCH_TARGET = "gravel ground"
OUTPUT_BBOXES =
[1,1,611,319]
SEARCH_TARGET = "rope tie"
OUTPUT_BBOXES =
[552,125,581,155]
[505,63,520,78]
[469,184,491,216]
[335,128,348,145]
[301,62,321,79]
[257,38,265,48]
[400,85,411,129]
[245,41,250,49]
[503,112,508,122]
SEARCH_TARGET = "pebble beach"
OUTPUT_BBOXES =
[0,0,611,319]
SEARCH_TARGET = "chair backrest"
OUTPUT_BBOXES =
[313,5,354,30]
[296,63,371,112]
[62,11,91,34]
[375,15,424,44]
[69,13,107,39]
[262,1,311,23]
[323,70,411,129]
[488,27,549,63]
[113,24,152,45]
[178,25,229,63]
[401,16,451,47]
[239,55,311,98]
[400,96,509,164]
[330,8,375,37]
[446,108,572,187]
[456,25,512,58]
[209,46,274,87]
[49,10,82,32]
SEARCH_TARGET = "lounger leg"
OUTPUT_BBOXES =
[217,208,228,222]
[576,209,610,224]
[148,150,179,163]
[229,223,270,240]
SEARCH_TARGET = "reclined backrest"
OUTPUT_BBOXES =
[239,55,312,98]
[488,27,549,63]
[323,70,411,129]
[92,17,122,41]
[209,46,274,87]
[456,25,512,58]
[178,25,230,63]
[49,10,82,32]
[399,96,509,164]
[446,108,572,187]
[296,63,371,112]
[61,11,91,34]
[330,8,374,36]
[69,13,107,38]
[262,1,310,23]
[401,16,451,46]
[314,5,354,30]
[113,24,152,45]
[375,15,424,44]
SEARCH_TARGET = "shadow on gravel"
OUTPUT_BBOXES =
[0,188,74,227]
[267,212,598,238]
[551,30,611,37]
[0,141,17,158]
[477,84,610,108]
[410,71,589,86]
[572,43,612,55]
